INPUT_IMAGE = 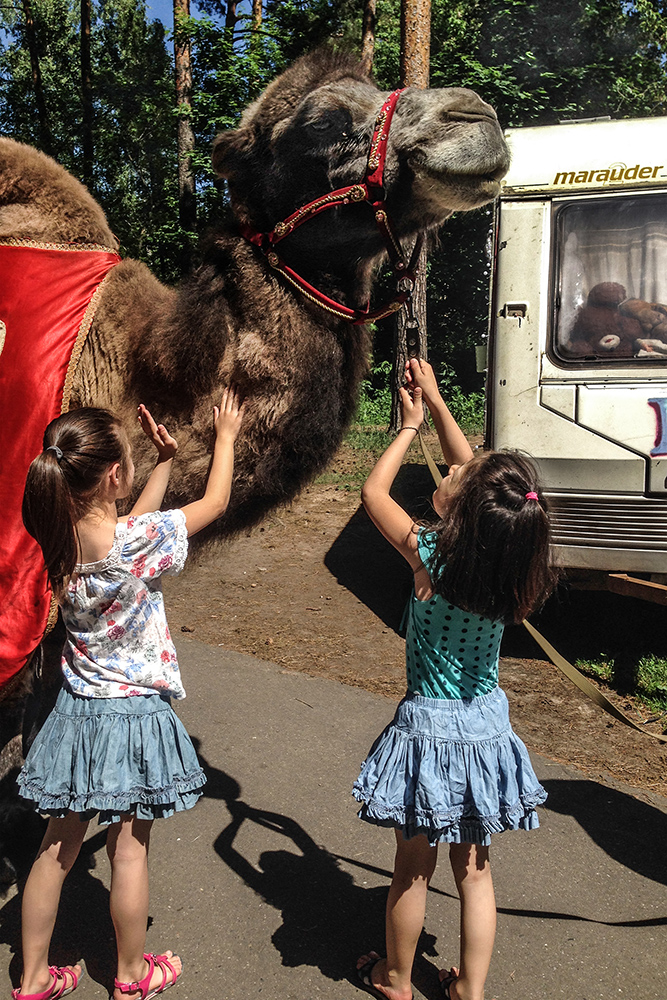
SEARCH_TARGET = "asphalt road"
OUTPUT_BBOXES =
[1,637,665,1000]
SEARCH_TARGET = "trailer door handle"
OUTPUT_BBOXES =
[500,302,528,319]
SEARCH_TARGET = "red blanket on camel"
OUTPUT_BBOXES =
[0,240,121,691]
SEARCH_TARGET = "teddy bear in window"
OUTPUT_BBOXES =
[566,281,643,358]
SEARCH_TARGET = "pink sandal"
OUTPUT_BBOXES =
[114,953,180,1000]
[11,965,82,1000]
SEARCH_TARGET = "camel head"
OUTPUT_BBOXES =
[212,49,510,284]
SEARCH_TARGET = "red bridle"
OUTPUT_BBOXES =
[240,89,423,325]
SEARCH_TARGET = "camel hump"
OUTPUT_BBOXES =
[0,137,117,248]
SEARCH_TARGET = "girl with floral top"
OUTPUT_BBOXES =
[15,390,244,1000]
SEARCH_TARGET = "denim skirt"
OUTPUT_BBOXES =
[353,687,547,846]
[17,685,206,825]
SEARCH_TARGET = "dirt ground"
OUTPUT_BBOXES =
[164,438,667,801]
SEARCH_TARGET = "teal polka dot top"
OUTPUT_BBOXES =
[404,530,504,700]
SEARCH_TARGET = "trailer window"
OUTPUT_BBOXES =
[554,194,667,363]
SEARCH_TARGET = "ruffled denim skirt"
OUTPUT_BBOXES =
[353,687,546,846]
[17,685,206,825]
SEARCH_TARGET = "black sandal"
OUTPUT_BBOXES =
[356,953,413,1000]
[440,969,459,999]
[357,953,384,999]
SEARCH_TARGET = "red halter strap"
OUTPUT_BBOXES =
[240,89,421,324]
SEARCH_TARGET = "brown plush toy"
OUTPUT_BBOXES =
[618,298,667,342]
[567,282,642,358]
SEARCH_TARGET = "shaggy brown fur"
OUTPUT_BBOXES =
[1,49,508,545]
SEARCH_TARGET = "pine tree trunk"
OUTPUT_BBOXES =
[400,0,431,86]
[391,0,431,430]
[390,243,428,429]
[250,0,262,82]
[251,0,262,35]
[225,0,238,40]
[360,0,376,77]
[81,0,93,189]
[21,0,52,155]
[174,0,197,234]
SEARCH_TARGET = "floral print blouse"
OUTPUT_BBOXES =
[61,510,188,699]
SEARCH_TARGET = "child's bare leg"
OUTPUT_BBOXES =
[446,843,496,1000]
[19,812,88,995]
[358,830,438,1000]
[107,815,181,1000]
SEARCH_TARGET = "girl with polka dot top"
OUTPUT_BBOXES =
[354,358,558,1000]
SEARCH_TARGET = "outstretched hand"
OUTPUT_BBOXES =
[404,357,441,405]
[137,404,178,461]
[399,384,424,430]
[214,386,245,441]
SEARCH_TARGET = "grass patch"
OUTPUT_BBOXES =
[314,425,443,490]
[345,425,392,453]
[576,654,667,719]
[314,428,388,490]
[314,468,368,491]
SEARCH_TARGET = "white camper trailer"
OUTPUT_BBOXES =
[487,116,667,595]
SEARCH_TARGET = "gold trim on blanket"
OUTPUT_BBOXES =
[46,595,59,634]
[0,237,120,254]
[60,268,117,414]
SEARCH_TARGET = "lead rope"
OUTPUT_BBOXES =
[400,295,667,743]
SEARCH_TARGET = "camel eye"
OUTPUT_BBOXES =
[310,118,333,132]
[307,109,352,140]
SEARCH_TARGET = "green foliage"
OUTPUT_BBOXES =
[576,655,667,721]
[345,426,393,451]
[354,359,484,433]
[355,360,393,426]
[1,0,667,346]
[0,0,80,162]
[437,365,485,434]
[0,0,179,265]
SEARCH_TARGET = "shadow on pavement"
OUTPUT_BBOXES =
[542,778,667,889]
[196,741,442,994]
[324,465,434,634]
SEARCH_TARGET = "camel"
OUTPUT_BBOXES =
[0,49,508,538]
[0,48,509,878]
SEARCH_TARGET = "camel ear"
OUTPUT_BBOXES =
[212,128,252,179]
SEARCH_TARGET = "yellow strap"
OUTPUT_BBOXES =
[417,426,442,486]
[522,620,667,743]
[415,428,667,743]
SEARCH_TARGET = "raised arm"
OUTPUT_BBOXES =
[360,385,423,571]
[128,404,178,517]
[180,387,245,537]
[405,358,474,467]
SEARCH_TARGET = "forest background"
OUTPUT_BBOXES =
[2,0,667,418]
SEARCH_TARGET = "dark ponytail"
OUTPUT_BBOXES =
[429,451,560,624]
[22,408,129,598]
